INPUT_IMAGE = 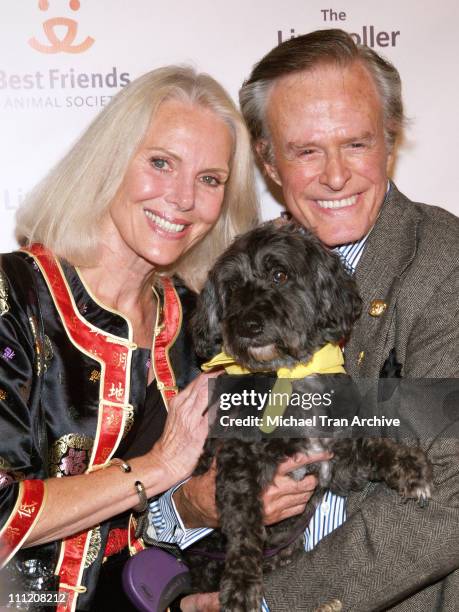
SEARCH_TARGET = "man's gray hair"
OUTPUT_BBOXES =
[239,29,405,160]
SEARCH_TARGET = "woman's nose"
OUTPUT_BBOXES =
[166,176,195,211]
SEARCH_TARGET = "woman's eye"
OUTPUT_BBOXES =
[272,270,288,285]
[201,175,220,187]
[150,158,170,171]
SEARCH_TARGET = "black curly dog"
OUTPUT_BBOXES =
[185,223,432,612]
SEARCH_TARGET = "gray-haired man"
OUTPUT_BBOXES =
[182,29,459,611]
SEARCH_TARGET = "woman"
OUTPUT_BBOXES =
[0,65,258,610]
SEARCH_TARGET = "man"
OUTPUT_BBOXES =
[181,29,459,611]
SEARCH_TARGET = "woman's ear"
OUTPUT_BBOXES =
[191,274,223,358]
[255,139,282,186]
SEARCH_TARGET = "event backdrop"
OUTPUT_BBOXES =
[1,0,458,252]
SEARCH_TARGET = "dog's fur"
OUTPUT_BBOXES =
[185,223,432,612]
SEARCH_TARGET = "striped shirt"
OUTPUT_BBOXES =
[147,231,371,610]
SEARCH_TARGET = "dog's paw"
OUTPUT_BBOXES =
[392,448,433,507]
[220,578,263,612]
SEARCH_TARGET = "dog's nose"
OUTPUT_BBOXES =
[240,316,264,338]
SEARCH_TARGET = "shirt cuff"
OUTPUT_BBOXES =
[147,480,213,549]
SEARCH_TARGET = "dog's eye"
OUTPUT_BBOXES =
[272,270,288,285]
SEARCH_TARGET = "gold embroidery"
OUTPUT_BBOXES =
[0,457,11,471]
[44,334,54,367]
[28,315,44,376]
[0,271,9,316]
[0,456,25,486]
[122,405,135,439]
[89,369,101,382]
[6,525,21,540]
[0,389,6,401]
[84,526,102,568]
[48,433,94,477]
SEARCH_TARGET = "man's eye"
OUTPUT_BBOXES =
[299,149,316,157]
[150,158,170,170]
[349,142,365,149]
[201,175,221,187]
[272,270,288,284]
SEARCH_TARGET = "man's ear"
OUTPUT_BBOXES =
[255,139,282,186]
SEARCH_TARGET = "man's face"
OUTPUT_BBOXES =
[262,61,392,247]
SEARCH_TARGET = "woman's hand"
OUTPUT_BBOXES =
[174,452,331,528]
[25,372,220,547]
[147,371,221,490]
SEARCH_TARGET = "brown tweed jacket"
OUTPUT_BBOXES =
[264,184,459,611]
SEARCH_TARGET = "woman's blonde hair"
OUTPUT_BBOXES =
[16,66,259,290]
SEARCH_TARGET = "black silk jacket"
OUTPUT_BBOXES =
[0,249,198,610]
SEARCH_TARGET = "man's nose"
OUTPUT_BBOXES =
[319,153,351,191]
[166,176,195,211]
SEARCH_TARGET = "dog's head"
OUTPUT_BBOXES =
[192,223,362,371]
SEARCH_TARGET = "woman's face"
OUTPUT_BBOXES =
[108,99,233,269]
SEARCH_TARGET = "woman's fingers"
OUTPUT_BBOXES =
[147,373,221,486]
[170,370,221,413]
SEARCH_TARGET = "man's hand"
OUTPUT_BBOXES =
[180,591,219,611]
[173,452,331,528]
[173,461,219,528]
[262,453,330,525]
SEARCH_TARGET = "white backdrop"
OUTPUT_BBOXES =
[1,0,458,252]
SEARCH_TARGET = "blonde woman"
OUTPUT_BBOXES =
[0,66,258,610]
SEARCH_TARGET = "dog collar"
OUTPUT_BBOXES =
[201,343,345,377]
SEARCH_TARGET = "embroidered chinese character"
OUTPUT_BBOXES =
[89,369,100,382]
[2,347,15,360]
[107,382,124,401]
[115,353,127,369]
[18,501,38,519]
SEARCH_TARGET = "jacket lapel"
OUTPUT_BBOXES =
[346,184,421,378]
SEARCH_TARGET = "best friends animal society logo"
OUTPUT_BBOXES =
[0,0,131,111]
[28,0,94,54]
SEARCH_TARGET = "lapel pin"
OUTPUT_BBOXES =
[369,299,387,317]
[357,351,365,365]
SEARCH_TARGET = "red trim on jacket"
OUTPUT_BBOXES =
[19,246,181,611]
[153,277,181,402]
[25,245,134,612]
[0,480,46,568]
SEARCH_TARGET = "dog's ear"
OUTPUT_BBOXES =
[314,249,363,344]
[191,273,223,358]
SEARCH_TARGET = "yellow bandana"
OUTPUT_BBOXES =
[201,342,345,377]
[202,343,345,434]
